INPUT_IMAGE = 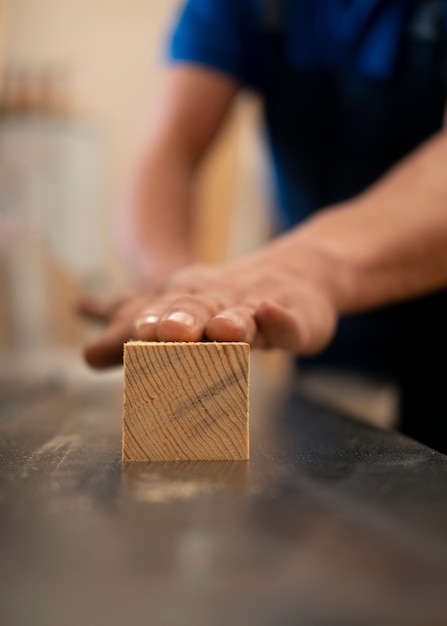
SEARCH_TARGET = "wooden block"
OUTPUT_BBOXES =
[122,341,250,462]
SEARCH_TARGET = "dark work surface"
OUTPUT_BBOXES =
[1,373,447,626]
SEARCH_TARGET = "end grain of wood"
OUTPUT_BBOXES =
[122,341,249,462]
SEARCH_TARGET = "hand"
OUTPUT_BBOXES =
[80,289,160,368]
[82,234,341,369]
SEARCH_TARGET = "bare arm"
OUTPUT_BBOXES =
[119,65,238,287]
[295,129,447,314]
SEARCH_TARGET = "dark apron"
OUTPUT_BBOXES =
[259,0,447,452]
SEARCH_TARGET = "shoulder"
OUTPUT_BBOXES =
[167,0,266,89]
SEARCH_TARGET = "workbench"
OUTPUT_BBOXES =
[1,355,447,626]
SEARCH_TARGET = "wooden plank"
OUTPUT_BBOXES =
[122,341,250,462]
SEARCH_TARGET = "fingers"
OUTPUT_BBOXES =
[135,296,221,342]
[135,298,258,344]
[255,300,304,351]
[206,306,257,343]
[135,298,306,350]
[136,308,206,343]
[255,298,336,354]
[82,258,338,369]
[78,294,125,323]
[134,312,161,341]
[83,317,133,368]
[86,297,309,368]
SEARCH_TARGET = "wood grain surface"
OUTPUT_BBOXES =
[122,341,250,461]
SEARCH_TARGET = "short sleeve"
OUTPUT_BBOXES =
[167,0,261,88]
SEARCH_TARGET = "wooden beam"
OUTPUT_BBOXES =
[122,341,250,462]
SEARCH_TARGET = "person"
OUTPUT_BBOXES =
[82,0,447,454]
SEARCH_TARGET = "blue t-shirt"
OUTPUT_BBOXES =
[169,0,414,83]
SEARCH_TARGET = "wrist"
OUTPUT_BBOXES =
[132,254,193,291]
[287,205,364,315]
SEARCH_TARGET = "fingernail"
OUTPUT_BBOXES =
[135,313,160,330]
[214,311,241,324]
[166,311,196,326]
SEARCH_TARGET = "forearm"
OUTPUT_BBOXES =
[116,66,237,288]
[294,130,447,314]
[119,141,197,287]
